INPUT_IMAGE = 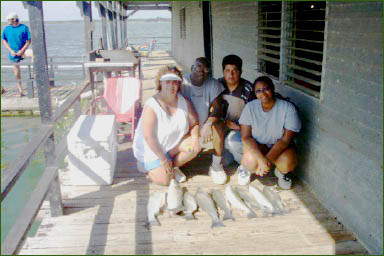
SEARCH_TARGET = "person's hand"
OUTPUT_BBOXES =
[10,50,16,56]
[160,158,174,177]
[189,136,201,154]
[16,50,24,56]
[225,120,239,130]
[255,156,272,176]
[200,122,213,144]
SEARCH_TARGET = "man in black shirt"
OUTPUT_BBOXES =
[218,55,255,183]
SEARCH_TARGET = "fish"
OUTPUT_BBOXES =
[167,179,184,214]
[195,188,225,228]
[235,186,261,210]
[183,191,197,220]
[263,186,288,214]
[225,185,257,219]
[147,191,167,226]
[249,185,276,216]
[211,189,235,221]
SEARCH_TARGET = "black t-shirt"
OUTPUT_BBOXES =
[218,77,255,124]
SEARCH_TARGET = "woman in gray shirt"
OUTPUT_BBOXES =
[238,76,301,189]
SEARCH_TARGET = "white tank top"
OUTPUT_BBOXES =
[133,94,189,163]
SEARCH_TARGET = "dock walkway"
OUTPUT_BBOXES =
[18,51,367,255]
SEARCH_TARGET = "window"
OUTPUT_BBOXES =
[285,1,326,97]
[258,2,282,79]
[257,2,326,98]
[180,8,186,39]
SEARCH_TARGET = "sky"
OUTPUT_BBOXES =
[1,1,171,22]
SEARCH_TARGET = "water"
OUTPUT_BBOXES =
[1,20,171,87]
[0,20,171,244]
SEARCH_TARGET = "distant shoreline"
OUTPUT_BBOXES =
[1,18,171,26]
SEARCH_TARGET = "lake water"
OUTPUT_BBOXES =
[1,20,171,244]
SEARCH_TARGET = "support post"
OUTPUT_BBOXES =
[25,1,63,217]
[96,1,108,49]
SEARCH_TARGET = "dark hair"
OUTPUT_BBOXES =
[253,76,298,109]
[192,57,210,71]
[222,54,242,73]
[253,76,275,94]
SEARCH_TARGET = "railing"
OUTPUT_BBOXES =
[1,78,92,254]
[122,36,171,51]
[1,56,86,97]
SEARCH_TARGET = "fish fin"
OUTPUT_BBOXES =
[183,213,195,220]
[222,212,234,221]
[211,220,226,228]
[247,210,258,219]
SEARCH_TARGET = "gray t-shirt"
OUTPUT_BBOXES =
[239,98,301,146]
[181,74,224,125]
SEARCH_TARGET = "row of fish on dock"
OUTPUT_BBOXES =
[147,179,289,228]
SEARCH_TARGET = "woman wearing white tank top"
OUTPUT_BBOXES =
[133,66,200,186]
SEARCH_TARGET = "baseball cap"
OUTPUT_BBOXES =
[160,73,182,82]
[7,12,18,20]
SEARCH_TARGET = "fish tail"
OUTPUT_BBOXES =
[222,211,235,221]
[211,220,226,228]
[183,213,195,220]
[247,210,258,219]
[148,219,161,226]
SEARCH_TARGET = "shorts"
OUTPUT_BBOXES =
[137,152,174,173]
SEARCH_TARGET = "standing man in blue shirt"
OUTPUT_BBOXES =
[1,12,32,96]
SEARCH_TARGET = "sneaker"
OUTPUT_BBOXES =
[208,164,227,185]
[237,166,251,186]
[174,167,186,183]
[274,169,292,190]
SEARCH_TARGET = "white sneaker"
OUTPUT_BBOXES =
[237,166,251,186]
[274,169,292,190]
[208,164,227,185]
[174,167,186,183]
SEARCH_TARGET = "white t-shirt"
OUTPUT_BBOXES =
[181,74,224,125]
[239,98,301,146]
[132,94,190,162]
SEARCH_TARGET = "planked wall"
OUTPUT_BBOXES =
[171,1,383,254]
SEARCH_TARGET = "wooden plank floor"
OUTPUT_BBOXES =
[19,142,367,255]
[18,52,368,255]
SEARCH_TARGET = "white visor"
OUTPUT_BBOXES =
[160,73,182,82]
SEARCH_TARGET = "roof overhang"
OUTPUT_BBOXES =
[122,1,171,11]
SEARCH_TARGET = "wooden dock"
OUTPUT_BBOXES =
[17,51,368,255]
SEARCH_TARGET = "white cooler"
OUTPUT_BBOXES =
[66,115,117,185]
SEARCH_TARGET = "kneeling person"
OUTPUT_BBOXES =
[133,66,200,186]
[238,76,301,189]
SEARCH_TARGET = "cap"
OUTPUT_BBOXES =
[7,12,18,20]
[160,73,182,82]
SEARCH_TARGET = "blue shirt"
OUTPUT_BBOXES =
[1,24,31,62]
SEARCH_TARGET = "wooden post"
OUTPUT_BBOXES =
[95,1,108,50]
[77,1,93,53]
[24,1,63,217]
[49,57,55,87]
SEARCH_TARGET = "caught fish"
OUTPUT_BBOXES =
[263,186,288,214]
[225,185,257,219]
[195,188,225,228]
[147,191,166,226]
[183,191,197,220]
[249,185,276,215]
[235,187,261,210]
[167,179,184,214]
[211,189,235,221]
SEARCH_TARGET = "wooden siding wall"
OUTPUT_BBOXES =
[171,1,205,72]
[171,1,383,254]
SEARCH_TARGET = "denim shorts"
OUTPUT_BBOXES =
[137,152,174,173]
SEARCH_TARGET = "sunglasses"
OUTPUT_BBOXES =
[255,87,270,94]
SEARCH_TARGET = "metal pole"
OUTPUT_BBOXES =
[25,1,63,217]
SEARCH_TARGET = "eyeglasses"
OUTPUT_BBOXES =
[192,64,209,72]
[255,87,270,94]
